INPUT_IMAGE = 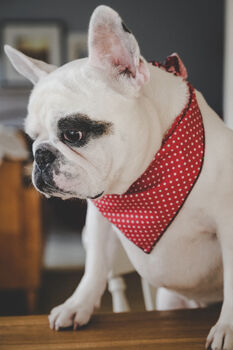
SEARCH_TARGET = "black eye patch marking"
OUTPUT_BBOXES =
[121,21,131,34]
[58,114,113,147]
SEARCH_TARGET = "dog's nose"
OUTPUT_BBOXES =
[35,148,56,171]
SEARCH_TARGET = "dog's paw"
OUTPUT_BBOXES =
[48,298,94,331]
[206,322,233,350]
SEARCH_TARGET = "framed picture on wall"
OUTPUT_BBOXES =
[1,20,65,87]
[67,32,87,62]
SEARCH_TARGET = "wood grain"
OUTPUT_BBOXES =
[0,161,22,235]
[0,305,221,350]
[0,160,42,312]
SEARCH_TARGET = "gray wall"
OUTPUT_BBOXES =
[0,0,223,115]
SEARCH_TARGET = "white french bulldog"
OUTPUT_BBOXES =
[4,5,233,350]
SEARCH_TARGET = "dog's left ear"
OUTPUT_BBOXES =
[4,45,57,85]
[88,5,150,91]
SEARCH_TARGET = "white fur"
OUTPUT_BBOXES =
[5,5,233,349]
[88,6,150,92]
[4,45,57,84]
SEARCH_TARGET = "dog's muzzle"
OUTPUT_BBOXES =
[33,146,57,193]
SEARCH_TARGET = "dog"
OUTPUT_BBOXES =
[4,5,233,349]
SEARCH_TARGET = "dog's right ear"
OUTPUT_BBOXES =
[88,6,150,93]
[4,45,57,85]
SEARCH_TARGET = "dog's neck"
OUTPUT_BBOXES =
[109,62,189,195]
[144,63,189,136]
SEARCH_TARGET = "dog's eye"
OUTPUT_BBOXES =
[62,130,83,143]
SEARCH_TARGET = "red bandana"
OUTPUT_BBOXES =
[93,55,205,254]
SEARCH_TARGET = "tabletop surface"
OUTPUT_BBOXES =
[0,306,221,350]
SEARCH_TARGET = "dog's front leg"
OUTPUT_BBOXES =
[206,212,233,350]
[49,200,116,331]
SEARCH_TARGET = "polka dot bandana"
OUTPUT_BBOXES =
[93,57,205,254]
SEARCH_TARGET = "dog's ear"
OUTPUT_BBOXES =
[88,5,150,91]
[4,45,57,85]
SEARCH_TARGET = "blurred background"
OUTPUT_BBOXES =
[0,0,228,316]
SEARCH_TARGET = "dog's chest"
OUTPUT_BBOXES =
[113,201,223,301]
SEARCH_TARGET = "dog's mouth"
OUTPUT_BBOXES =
[33,165,104,200]
[87,191,104,200]
[33,165,71,197]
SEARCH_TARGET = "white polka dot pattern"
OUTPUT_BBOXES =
[93,83,205,254]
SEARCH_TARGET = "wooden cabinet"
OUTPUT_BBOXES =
[0,160,42,313]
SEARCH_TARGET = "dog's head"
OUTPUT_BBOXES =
[5,6,158,200]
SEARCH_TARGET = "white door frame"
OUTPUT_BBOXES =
[224,0,233,128]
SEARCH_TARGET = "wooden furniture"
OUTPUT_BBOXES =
[0,160,42,313]
[0,306,221,349]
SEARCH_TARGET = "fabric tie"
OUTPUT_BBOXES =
[93,55,205,254]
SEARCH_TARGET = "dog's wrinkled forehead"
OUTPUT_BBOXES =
[5,5,151,139]
[25,59,115,137]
